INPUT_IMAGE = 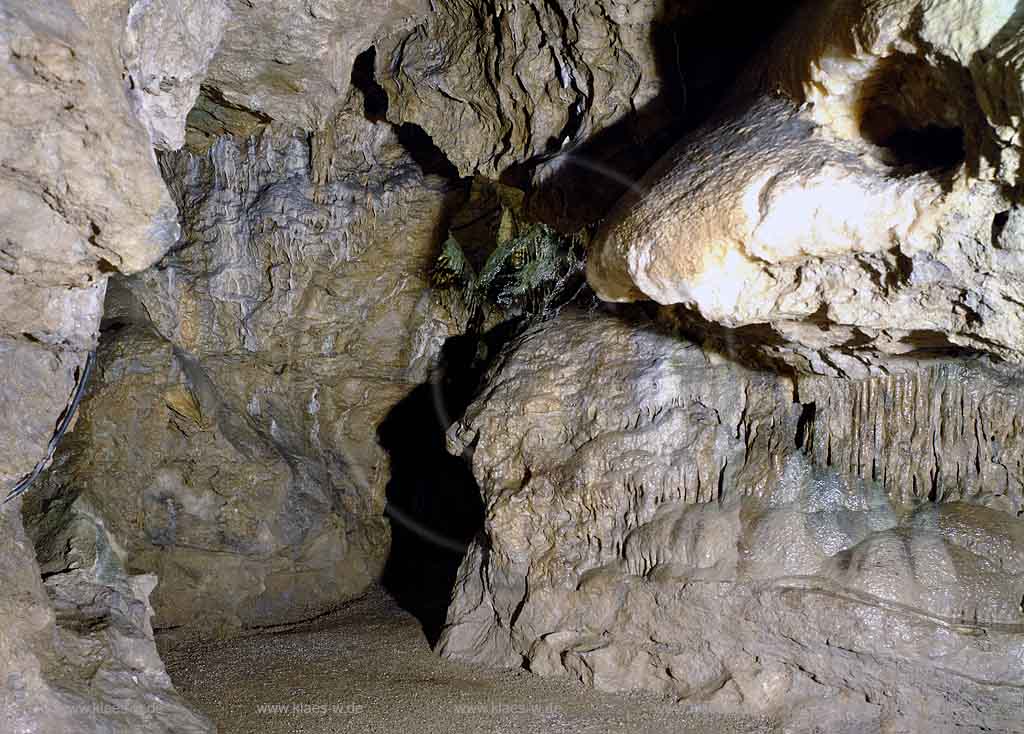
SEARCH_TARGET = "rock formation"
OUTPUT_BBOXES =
[1,500,213,733]
[372,0,670,179]
[3,0,1024,731]
[439,308,1024,732]
[1,0,201,491]
[2,1,226,729]
[30,103,468,637]
[588,0,1024,376]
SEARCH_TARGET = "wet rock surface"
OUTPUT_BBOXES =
[439,308,1024,732]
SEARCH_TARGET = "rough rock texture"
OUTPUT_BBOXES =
[588,0,1024,376]
[1,0,222,487]
[122,0,230,151]
[373,0,667,179]
[798,363,1024,513]
[190,0,422,137]
[1,499,213,734]
[1,2,231,729]
[369,0,730,233]
[32,102,468,637]
[440,309,1024,732]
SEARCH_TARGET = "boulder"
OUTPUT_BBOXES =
[2,499,212,734]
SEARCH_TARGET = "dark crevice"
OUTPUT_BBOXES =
[857,53,966,180]
[198,84,273,124]
[796,401,816,450]
[870,123,966,173]
[350,46,389,122]
[379,322,521,645]
[992,210,1011,246]
[396,123,461,180]
[96,258,118,274]
[350,45,461,181]
[886,248,915,289]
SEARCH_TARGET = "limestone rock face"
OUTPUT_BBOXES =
[194,0,420,133]
[588,0,1024,376]
[0,2,229,728]
[122,0,231,151]
[1,500,213,734]
[33,106,466,637]
[439,309,1024,732]
[1,0,223,487]
[373,0,673,179]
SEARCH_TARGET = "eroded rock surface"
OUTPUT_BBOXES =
[32,104,467,637]
[373,0,666,178]
[1,500,213,734]
[440,309,1024,732]
[192,0,419,136]
[0,2,235,729]
[1,0,222,487]
[122,0,230,151]
[588,0,1024,375]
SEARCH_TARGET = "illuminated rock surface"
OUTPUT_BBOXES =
[440,309,1024,732]
[588,0,1024,376]
[0,500,213,734]
[2,1,1024,732]
[32,105,465,639]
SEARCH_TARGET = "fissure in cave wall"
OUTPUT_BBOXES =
[2,0,1024,733]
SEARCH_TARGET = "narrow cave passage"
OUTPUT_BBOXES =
[377,334,486,645]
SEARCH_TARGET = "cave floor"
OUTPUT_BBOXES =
[162,587,777,734]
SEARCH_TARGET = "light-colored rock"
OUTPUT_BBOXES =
[439,309,1024,732]
[122,0,230,151]
[194,0,422,133]
[1,0,225,490]
[1,499,213,734]
[0,2,230,726]
[588,0,1024,375]
[32,103,468,637]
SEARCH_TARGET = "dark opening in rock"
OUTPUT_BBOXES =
[992,209,1011,246]
[866,121,966,172]
[396,123,461,180]
[350,46,389,122]
[378,333,488,645]
[795,401,816,449]
[857,54,967,175]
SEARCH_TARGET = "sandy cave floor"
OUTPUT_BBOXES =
[162,588,781,734]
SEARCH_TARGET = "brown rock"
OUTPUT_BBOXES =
[34,104,468,637]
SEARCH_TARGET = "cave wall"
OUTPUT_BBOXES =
[589,0,1024,376]
[3,0,1024,732]
[18,0,708,641]
[1,1,227,730]
[30,105,469,637]
[0,0,219,491]
[439,308,1024,732]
